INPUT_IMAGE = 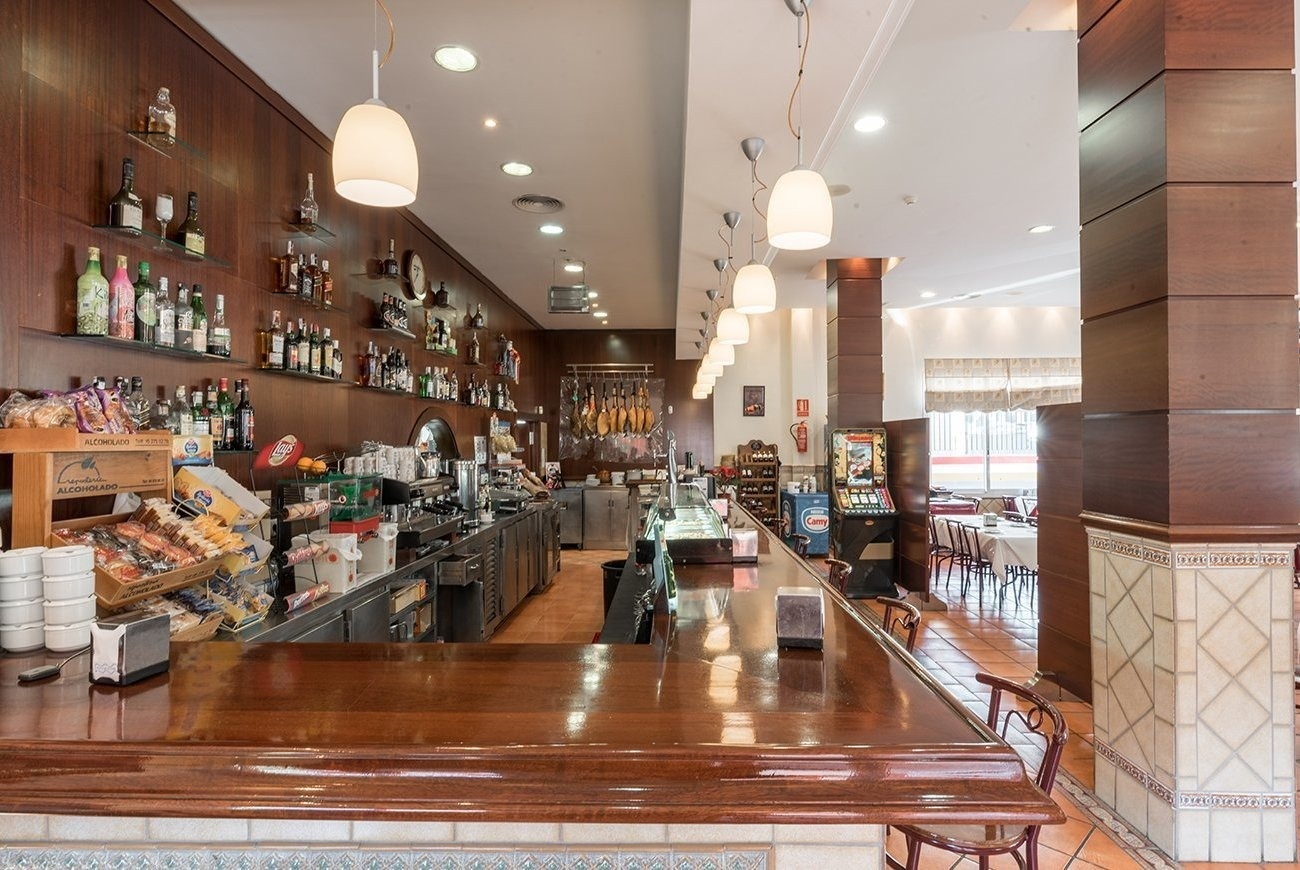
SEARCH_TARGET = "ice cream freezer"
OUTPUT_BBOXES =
[780,491,829,556]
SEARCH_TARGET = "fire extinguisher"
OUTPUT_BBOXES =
[789,420,809,453]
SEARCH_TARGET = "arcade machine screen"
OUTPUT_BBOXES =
[831,430,894,515]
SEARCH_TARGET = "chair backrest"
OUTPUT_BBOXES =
[960,524,986,563]
[824,558,852,594]
[877,595,921,651]
[975,672,1069,795]
[1001,495,1018,513]
[946,519,969,558]
[791,533,811,557]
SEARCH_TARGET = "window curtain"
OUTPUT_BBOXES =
[924,357,1080,412]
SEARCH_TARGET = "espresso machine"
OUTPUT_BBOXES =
[381,475,463,556]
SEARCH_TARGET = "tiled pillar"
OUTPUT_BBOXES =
[1077,0,1299,861]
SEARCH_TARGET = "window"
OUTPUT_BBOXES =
[923,358,1079,493]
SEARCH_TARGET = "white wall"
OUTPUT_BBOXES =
[883,306,1081,420]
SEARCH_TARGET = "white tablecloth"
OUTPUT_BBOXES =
[933,515,1038,580]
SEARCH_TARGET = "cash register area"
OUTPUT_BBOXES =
[493,549,1229,870]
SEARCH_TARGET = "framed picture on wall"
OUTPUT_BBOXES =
[742,385,765,417]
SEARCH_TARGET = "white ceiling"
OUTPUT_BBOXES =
[175,0,1080,356]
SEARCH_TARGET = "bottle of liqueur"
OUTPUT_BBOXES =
[190,284,208,353]
[319,258,334,307]
[433,280,449,308]
[298,172,318,227]
[107,254,135,339]
[235,380,255,451]
[154,276,175,347]
[125,377,150,430]
[75,246,110,336]
[203,385,221,441]
[298,252,315,301]
[175,191,205,257]
[216,378,235,450]
[278,241,299,294]
[296,319,310,373]
[175,283,193,350]
[132,261,157,343]
[331,337,344,379]
[467,331,481,366]
[170,386,192,436]
[209,293,231,357]
[470,303,485,329]
[190,389,210,436]
[308,324,322,376]
[382,239,400,278]
[284,318,299,371]
[108,158,144,234]
[146,87,177,146]
[260,309,286,369]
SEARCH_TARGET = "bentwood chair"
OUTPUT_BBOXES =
[876,596,921,652]
[888,672,1069,870]
[790,533,811,558]
[958,524,995,599]
[824,558,852,596]
[927,515,954,585]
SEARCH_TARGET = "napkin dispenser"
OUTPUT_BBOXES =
[982,512,999,528]
[775,586,824,650]
[90,611,170,686]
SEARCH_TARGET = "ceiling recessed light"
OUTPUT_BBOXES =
[853,114,887,133]
[500,161,533,177]
[563,261,584,273]
[539,223,563,235]
[483,118,498,129]
[919,290,936,299]
[433,45,478,73]
[1028,224,1055,234]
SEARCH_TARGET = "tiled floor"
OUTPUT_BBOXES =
[492,548,1300,869]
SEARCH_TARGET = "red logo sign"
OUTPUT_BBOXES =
[796,398,810,417]
[801,507,830,533]
[254,434,304,470]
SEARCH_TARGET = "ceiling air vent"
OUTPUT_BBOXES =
[548,285,592,313]
[512,194,564,214]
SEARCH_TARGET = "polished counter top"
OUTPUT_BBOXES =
[0,512,1062,827]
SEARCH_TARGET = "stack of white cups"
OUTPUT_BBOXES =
[0,547,48,653]
[40,546,96,652]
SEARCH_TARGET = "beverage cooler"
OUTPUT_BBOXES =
[827,428,899,597]
[780,491,829,556]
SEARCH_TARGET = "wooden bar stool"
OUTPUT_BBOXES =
[824,558,852,596]
[877,596,921,652]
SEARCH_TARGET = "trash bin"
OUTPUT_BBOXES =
[602,558,627,616]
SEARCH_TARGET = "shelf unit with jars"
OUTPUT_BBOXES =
[736,440,780,525]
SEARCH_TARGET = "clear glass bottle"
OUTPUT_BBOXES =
[298,172,318,226]
[75,246,110,336]
[151,394,171,432]
[125,376,150,430]
[209,293,231,357]
[170,386,192,436]
[154,276,175,347]
[146,87,177,145]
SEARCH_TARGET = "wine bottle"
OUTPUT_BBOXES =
[298,172,318,226]
[108,158,144,234]
[383,239,399,277]
[133,261,157,344]
[209,293,231,357]
[154,276,175,347]
[216,377,235,450]
[236,379,255,451]
[75,246,110,336]
[107,255,135,339]
[175,191,205,256]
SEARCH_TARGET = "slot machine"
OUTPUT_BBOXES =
[827,428,899,597]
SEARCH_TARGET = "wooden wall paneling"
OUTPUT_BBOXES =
[826,354,883,398]
[1037,623,1092,702]
[1077,0,1165,129]
[1167,412,1300,526]
[1164,70,1296,181]
[1081,413,1170,524]
[1078,76,1167,223]
[1077,0,1120,35]
[884,417,930,598]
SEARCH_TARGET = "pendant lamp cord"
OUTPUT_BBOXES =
[750,158,768,243]
[370,0,396,101]
[376,0,396,68]
[786,1,810,152]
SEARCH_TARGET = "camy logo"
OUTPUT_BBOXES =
[801,507,830,533]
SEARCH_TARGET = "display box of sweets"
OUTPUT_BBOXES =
[173,466,270,527]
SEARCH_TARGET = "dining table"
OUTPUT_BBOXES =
[934,514,1039,580]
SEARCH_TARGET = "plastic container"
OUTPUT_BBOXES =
[0,546,46,578]
[300,532,361,595]
[44,618,93,653]
[0,575,44,602]
[0,621,44,653]
[43,570,95,602]
[41,545,95,577]
[0,597,44,625]
[359,523,399,575]
[43,594,96,626]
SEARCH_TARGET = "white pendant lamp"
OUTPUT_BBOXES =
[699,357,724,378]
[732,260,776,314]
[691,385,711,400]
[716,307,750,345]
[333,3,419,207]
[707,338,735,366]
[767,167,831,250]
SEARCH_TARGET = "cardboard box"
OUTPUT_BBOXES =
[171,435,214,467]
[218,533,272,580]
[173,466,269,527]
[51,514,222,611]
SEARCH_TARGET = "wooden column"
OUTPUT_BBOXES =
[825,259,887,430]
[1078,0,1298,861]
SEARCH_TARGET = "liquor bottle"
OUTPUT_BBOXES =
[75,246,110,336]
[235,379,255,451]
[449,370,459,403]
[175,283,193,350]
[304,254,321,304]
[170,386,192,436]
[278,241,299,294]
[382,239,399,278]
[190,284,208,353]
[205,385,222,446]
[146,87,177,145]
[419,366,431,398]
[284,317,299,371]
[298,253,314,301]
[433,281,449,308]
[467,331,481,366]
[258,309,281,369]
[108,158,144,234]
[331,338,343,379]
[125,377,150,430]
[470,303,485,329]
[154,276,175,347]
[209,294,231,357]
[149,393,171,432]
[298,172,318,227]
[175,191,205,257]
[398,297,409,331]
[296,319,310,373]
[365,342,380,386]
[319,258,334,307]
[464,372,476,405]
[191,390,210,436]
[308,324,322,376]
[132,261,157,344]
[216,378,235,450]
[107,254,135,339]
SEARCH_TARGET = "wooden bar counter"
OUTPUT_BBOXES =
[0,524,1061,830]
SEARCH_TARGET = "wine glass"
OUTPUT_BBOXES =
[154,194,174,245]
